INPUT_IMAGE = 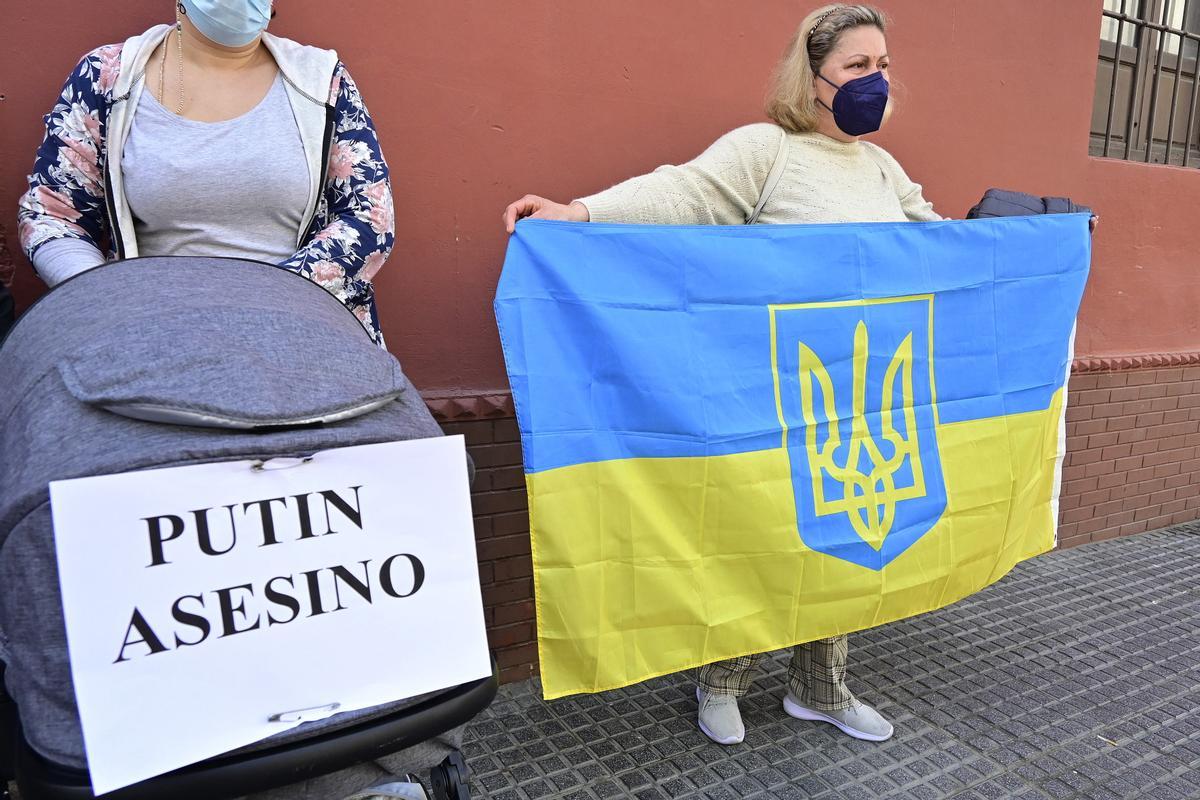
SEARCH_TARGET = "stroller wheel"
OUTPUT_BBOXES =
[429,751,471,800]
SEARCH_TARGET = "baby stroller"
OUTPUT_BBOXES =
[0,257,496,800]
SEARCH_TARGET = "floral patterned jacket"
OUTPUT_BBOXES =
[17,27,394,344]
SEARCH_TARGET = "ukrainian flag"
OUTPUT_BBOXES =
[495,215,1091,699]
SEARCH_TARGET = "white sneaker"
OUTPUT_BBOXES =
[696,687,745,745]
[782,692,894,741]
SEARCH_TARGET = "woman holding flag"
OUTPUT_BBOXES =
[503,3,928,746]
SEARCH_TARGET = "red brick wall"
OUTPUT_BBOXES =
[431,359,1200,684]
[436,411,537,685]
[1060,359,1200,548]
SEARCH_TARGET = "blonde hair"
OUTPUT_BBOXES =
[766,4,890,133]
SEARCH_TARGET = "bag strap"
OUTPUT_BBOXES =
[746,127,790,225]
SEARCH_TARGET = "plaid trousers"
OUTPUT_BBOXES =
[695,635,853,711]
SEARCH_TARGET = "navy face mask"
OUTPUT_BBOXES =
[817,70,889,136]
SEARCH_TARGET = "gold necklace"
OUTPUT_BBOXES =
[157,22,184,115]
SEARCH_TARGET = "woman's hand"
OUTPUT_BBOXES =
[1089,215,1100,234]
[503,196,589,234]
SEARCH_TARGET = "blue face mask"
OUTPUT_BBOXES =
[179,0,272,48]
[817,70,889,136]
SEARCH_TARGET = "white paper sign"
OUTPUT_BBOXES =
[49,435,490,795]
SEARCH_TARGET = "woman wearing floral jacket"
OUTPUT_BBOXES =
[17,1,394,344]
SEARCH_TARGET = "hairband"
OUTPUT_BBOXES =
[807,7,841,40]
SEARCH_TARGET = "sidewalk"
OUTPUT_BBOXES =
[461,525,1200,799]
[5,527,1195,800]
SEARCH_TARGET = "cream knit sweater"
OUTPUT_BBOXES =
[577,122,940,226]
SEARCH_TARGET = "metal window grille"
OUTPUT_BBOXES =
[1091,0,1200,166]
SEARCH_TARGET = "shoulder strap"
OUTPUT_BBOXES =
[746,127,790,225]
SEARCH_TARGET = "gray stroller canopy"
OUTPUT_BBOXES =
[0,256,448,770]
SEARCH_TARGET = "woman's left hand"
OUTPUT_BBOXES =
[1089,215,1100,234]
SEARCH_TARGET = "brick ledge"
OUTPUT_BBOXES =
[425,392,515,422]
[424,353,1200,420]
[1072,352,1200,373]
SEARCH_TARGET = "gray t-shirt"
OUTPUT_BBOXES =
[122,72,310,265]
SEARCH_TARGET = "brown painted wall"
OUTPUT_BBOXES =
[2,1,1198,394]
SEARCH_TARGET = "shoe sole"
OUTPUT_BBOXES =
[782,694,894,742]
[695,687,745,745]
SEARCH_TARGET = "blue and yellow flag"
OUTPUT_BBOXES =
[495,215,1091,699]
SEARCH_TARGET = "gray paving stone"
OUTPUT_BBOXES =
[12,526,1174,800]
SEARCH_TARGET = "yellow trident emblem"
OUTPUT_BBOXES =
[796,320,926,550]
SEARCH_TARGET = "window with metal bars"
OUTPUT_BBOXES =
[1091,0,1200,166]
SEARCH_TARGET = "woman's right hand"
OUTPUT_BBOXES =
[502,195,589,234]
